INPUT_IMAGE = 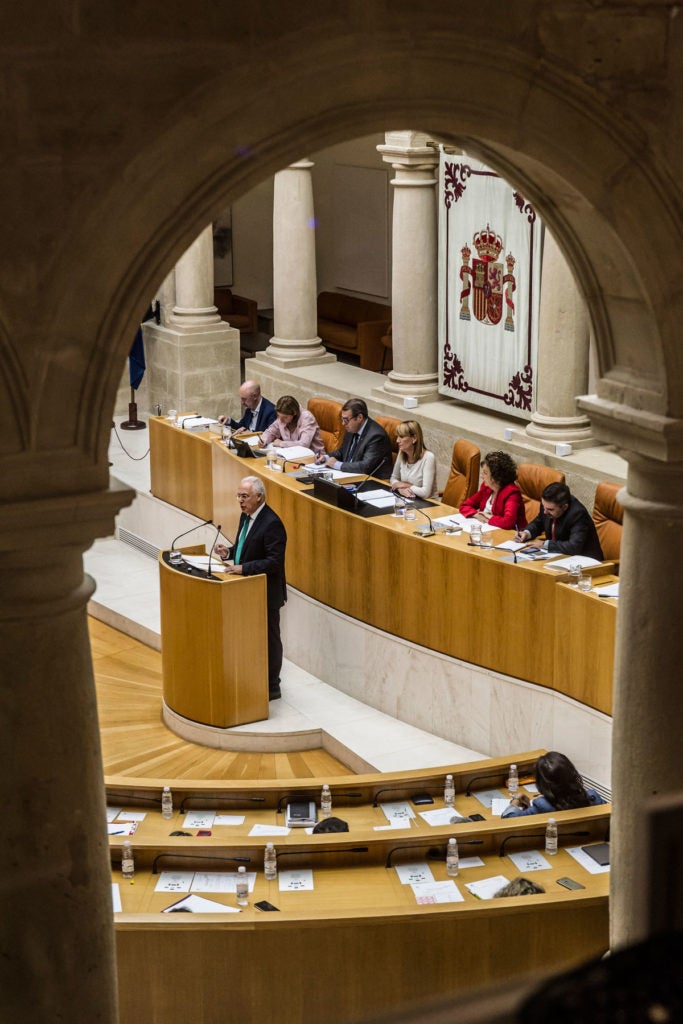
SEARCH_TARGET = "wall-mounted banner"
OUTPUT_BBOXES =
[438,153,543,420]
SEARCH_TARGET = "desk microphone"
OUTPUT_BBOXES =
[351,454,393,506]
[385,840,483,868]
[206,523,222,580]
[499,830,590,857]
[277,457,305,474]
[180,414,202,429]
[170,517,214,552]
[412,508,436,537]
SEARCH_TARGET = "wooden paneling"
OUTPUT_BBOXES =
[150,416,215,520]
[554,580,618,715]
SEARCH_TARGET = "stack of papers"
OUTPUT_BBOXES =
[544,555,602,572]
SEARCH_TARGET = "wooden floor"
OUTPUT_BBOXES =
[90,618,354,781]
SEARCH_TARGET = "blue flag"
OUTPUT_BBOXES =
[128,327,146,390]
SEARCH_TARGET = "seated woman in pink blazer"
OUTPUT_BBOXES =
[459,450,527,530]
[259,395,325,454]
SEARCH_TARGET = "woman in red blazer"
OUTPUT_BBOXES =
[459,451,527,530]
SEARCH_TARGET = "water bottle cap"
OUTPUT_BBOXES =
[238,865,246,873]
[446,774,453,780]
[163,786,170,792]
[266,842,274,849]
[510,764,517,770]
[548,817,556,823]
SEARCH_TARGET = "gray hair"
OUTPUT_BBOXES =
[242,475,266,500]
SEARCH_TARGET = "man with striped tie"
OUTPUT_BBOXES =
[215,476,287,700]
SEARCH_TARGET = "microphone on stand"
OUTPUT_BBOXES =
[412,508,436,537]
[277,457,305,474]
[169,518,214,572]
[351,454,393,507]
[180,414,202,429]
[206,524,223,581]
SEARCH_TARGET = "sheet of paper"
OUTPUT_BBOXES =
[411,880,465,905]
[380,801,416,825]
[192,871,257,893]
[596,582,620,598]
[183,811,216,828]
[418,807,469,827]
[182,555,228,573]
[278,869,314,892]
[116,810,146,822]
[163,894,240,914]
[248,823,291,837]
[180,416,218,429]
[394,862,435,886]
[524,782,539,794]
[298,466,357,480]
[491,798,512,817]
[566,846,610,874]
[154,871,195,893]
[112,883,122,913]
[465,875,510,900]
[357,488,390,500]
[458,856,485,869]
[361,494,396,509]
[515,550,556,561]
[431,515,465,531]
[213,814,245,826]
[106,807,121,822]
[507,849,551,872]
[495,540,526,551]
[545,554,602,570]
[273,445,314,460]
[472,788,506,809]
[373,820,412,831]
[107,822,138,836]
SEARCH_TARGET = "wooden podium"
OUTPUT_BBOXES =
[159,551,269,727]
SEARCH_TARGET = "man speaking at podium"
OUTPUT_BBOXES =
[215,476,287,701]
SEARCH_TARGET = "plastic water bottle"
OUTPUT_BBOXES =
[545,817,558,856]
[444,774,455,807]
[321,784,332,818]
[161,786,173,820]
[507,764,519,797]
[264,842,277,880]
[236,865,249,906]
[446,837,459,877]
[121,840,134,880]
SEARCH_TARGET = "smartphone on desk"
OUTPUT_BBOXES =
[557,877,585,891]
[255,900,280,912]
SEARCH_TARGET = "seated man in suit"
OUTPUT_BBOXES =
[515,481,604,560]
[218,380,276,435]
[316,397,393,479]
[215,476,287,700]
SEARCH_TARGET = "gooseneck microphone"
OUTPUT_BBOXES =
[386,839,483,868]
[352,453,393,505]
[206,523,222,580]
[413,507,436,536]
[171,517,214,552]
[499,830,590,857]
[180,414,202,429]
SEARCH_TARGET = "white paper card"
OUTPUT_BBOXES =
[491,798,512,817]
[278,869,314,891]
[411,880,465,905]
[419,807,469,827]
[524,783,539,794]
[163,894,240,914]
[213,814,246,826]
[507,850,551,872]
[192,871,256,893]
[394,862,435,886]
[465,875,510,900]
[248,824,291,837]
[116,810,146,822]
[112,883,122,913]
[596,582,620,598]
[154,871,195,893]
[458,856,485,869]
[566,846,610,874]
[183,811,216,828]
[380,801,416,825]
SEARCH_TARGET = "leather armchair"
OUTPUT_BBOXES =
[516,463,565,522]
[307,398,344,453]
[592,482,623,564]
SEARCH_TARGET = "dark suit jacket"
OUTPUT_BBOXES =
[329,417,393,479]
[230,397,276,433]
[526,496,604,560]
[228,504,287,608]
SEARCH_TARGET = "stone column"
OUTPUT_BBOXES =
[376,131,439,399]
[0,484,134,1023]
[258,159,333,368]
[525,230,594,447]
[144,225,241,419]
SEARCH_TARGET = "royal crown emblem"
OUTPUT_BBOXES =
[459,223,516,330]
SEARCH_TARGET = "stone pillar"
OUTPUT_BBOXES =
[143,225,241,419]
[258,159,333,368]
[0,484,134,1023]
[376,131,439,399]
[607,454,683,948]
[525,231,594,447]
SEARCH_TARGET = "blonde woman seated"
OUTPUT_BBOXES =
[259,395,325,454]
[390,420,437,498]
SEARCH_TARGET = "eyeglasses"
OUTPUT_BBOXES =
[236,492,252,500]
[341,415,357,425]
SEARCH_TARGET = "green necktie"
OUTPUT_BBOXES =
[234,516,250,565]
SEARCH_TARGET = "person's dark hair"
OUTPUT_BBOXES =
[275,395,301,425]
[494,876,546,898]
[535,751,591,811]
[542,482,571,506]
[312,816,349,833]
[483,451,518,488]
[342,397,368,420]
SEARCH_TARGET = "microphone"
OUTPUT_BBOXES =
[351,453,394,505]
[386,840,483,868]
[170,517,213,552]
[152,852,251,874]
[206,523,222,581]
[180,414,202,429]
[465,772,510,797]
[412,508,436,536]
[179,794,266,812]
[499,830,590,857]
[276,791,363,814]
[275,846,369,864]
[277,457,305,474]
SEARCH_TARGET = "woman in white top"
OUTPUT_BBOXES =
[259,395,325,453]
[390,420,437,498]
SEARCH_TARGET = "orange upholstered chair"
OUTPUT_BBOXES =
[592,481,624,564]
[306,397,344,453]
[441,440,481,508]
[516,463,566,523]
[376,415,402,464]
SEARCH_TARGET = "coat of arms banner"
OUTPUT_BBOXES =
[438,153,543,420]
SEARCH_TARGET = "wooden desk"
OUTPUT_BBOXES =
[554,579,618,715]
[150,415,216,520]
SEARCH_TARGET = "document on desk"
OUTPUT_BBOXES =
[495,540,526,551]
[116,810,147,822]
[595,582,620,598]
[379,801,416,826]
[182,555,229,573]
[472,788,506,809]
[464,875,510,900]
[272,445,314,460]
[163,894,240,914]
[183,811,216,828]
[411,880,464,905]
[394,862,435,886]
[458,856,485,869]
[507,850,551,872]
[248,823,291,837]
[566,846,610,874]
[192,871,257,893]
[544,554,602,572]
[214,814,246,826]
[278,869,314,891]
[357,489,395,509]
[154,871,195,893]
[112,884,122,913]
[298,466,358,480]
[490,798,513,817]
[418,807,470,827]
[106,807,121,822]
[107,822,138,836]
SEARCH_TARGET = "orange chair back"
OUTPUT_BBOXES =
[592,482,623,563]
[516,463,565,522]
[376,415,403,464]
[442,440,481,508]
[307,397,344,453]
